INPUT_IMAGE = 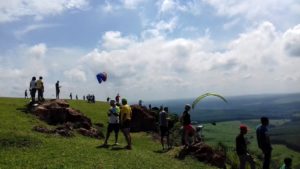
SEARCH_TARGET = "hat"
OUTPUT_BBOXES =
[240,124,248,131]
[185,104,191,110]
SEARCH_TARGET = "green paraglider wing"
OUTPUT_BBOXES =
[192,93,228,109]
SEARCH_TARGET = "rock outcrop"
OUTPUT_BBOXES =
[177,142,226,169]
[130,105,157,132]
[30,99,103,139]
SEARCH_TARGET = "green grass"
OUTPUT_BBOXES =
[0,98,216,169]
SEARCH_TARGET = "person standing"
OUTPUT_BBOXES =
[180,104,192,146]
[120,98,132,150]
[103,100,120,146]
[256,117,272,169]
[70,93,72,100]
[280,158,292,169]
[159,107,171,150]
[36,76,44,102]
[55,81,61,99]
[115,93,120,103]
[29,77,37,103]
[236,125,256,169]
[25,89,28,99]
[76,94,78,100]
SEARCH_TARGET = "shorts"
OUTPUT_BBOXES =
[121,120,131,129]
[107,123,120,133]
[184,124,195,135]
[160,126,169,137]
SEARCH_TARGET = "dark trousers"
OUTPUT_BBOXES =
[30,89,36,102]
[38,89,43,101]
[263,150,271,169]
[56,90,60,99]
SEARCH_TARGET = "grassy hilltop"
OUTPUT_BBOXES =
[0,98,216,169]
[1,97,300,169]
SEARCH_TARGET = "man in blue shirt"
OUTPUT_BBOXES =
[256,117,272,169]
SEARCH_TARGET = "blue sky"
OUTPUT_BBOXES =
[0,0,300,101]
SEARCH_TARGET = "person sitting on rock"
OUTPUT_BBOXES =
[103,100,120,146]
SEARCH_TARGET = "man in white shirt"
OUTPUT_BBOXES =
[103,100,120,146]
[29,76,37,103]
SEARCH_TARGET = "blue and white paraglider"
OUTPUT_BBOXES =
[96,72,107,84]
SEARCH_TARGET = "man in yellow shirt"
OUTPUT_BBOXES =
[120,98,132,150]
[36,76,44,102]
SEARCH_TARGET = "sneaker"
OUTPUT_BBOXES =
[113,142,119,146]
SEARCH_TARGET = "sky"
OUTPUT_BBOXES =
[0,0,300,101]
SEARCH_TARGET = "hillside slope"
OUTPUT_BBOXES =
[0,98,217,169]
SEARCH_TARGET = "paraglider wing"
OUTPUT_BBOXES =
[192,93,228,109]
[96,72,108,83]
[102,72,107,81]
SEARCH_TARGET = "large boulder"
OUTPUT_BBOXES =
[130,105,157,132]
[30,99,101,139]
[32,100,92,129]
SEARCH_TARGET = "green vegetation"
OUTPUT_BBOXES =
[0,98,216,169]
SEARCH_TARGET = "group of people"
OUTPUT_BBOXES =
[86,94,96,103]
[28,76,45,103]
[102,98,132,150]
[236,117,292,169]
[28,79,61,101]
[178,104,292,169]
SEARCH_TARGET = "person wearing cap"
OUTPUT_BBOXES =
[180,104,192,146]
[120,98,132,150]
[236,124,256,169]
[256,117,272,169]
[102,100,120,146]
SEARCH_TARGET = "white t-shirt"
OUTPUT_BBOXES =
[108,106,120,124]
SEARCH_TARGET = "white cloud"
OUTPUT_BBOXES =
[202,0,300,26]
[28,43,47,59]
[0,0,89,23]
[14,23,59,38]
[223,18,240,30]
[1,21,300,100]
[123,0,145,9]
[283,24,300,57]
[64,68,87,82]
[154,17,177,32]
[141,17,178,38]
[101,31,136,50]
[78,22,300,100]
